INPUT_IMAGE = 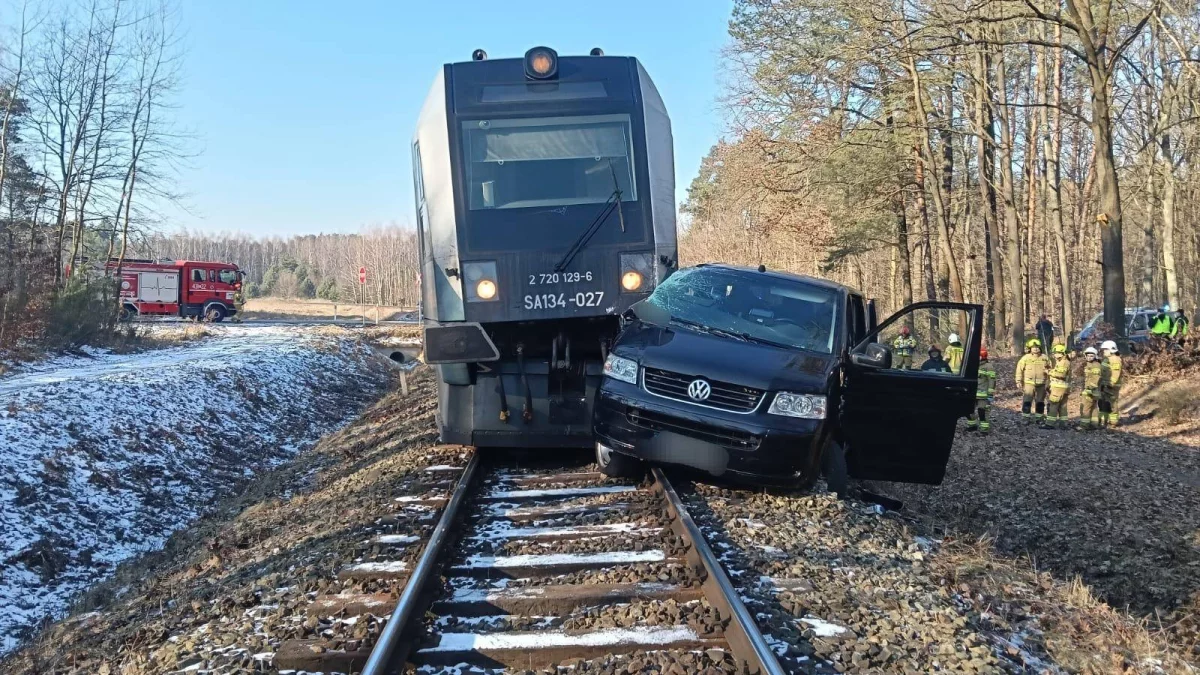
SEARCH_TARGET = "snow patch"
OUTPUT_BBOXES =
[421,626,698,652]
[0,326,385,655]
[456,550,665,569]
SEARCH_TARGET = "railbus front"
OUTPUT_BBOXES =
[412,46,677,448]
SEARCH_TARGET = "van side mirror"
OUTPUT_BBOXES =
[851,343,891,369]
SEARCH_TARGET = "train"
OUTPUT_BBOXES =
[413,46,678,448]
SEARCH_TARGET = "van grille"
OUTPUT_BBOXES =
[642,367,764,413]
[626,407,762,452]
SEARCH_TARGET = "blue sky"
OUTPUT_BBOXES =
[162,0,732,236]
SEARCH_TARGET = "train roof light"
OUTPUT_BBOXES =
[472,49,488,61]
[590,47,604,56]
[525,46,558,79]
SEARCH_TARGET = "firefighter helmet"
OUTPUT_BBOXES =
[928,345,941,355]
[980,347,989,359]
[899,325,910,335]
[948,332,961,344]
[1053,343,1067,354]
[1084,346,1098,357]
[1026,338,1042,350]
[1101,340,1118,353]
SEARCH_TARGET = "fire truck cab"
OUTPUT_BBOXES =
[108,259,245,322]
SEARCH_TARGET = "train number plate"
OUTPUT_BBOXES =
[523,291,605,310]
[527,271,593,285]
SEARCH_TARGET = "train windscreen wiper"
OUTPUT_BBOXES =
[553,160,627,273]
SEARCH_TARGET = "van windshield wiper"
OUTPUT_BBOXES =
[554,160,627,272]
[669,316,747,341]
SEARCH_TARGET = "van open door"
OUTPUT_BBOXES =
[840,301,983,484]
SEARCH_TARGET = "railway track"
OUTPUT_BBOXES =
[269,448,787,675]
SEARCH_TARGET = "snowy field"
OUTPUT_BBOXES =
[0,326,390,655]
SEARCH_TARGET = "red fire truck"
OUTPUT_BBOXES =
[106,258,245,322]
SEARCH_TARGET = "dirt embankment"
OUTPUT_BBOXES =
[1,367,445,674]
[0,327,393,656]
[878,356,1199,669]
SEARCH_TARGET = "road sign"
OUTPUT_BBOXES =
[359,267,367,284]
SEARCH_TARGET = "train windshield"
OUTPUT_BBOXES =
[463,114,636,210]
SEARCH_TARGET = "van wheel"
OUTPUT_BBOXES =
[597,443,643,479]
[821,440,849,498]
[204,305,226,323]
[118,306,134,322]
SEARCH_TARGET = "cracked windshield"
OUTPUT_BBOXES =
[647,267,838,353]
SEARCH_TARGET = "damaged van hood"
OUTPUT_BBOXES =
[613,320,838,393]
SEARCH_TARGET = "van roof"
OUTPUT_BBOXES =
[693,263,858,295]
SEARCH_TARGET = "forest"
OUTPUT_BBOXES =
[3,0,1198,354]
[681,0,1200,351]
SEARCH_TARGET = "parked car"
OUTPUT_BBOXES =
[1074,307,1155,350]
[593,264,983,493]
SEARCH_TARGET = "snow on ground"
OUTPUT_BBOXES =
[0,326,389,655]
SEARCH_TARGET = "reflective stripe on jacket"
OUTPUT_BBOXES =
[1082,363,1103,392]
[945,344,964,373]
[1102,354,1123,388]
[976,363,997,398]
[1016,353,1052,385]
[1049,358,1071,390]
[892,335,916,356]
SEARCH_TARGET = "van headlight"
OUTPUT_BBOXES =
[768,392,827,419]
[603,354,638,384]
[464,261,499,302]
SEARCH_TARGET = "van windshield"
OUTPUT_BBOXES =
[646,267,840,354]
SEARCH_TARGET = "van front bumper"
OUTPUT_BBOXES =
[594,379,830,486]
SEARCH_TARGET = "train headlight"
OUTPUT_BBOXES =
[464,261,499,303]
[619,252,654,294]
[621,271,643,292]
[525,46,558,79]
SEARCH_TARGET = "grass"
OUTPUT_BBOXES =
[242,297,412,321]
[938,537,1195,673]
[1150,384,1199,425]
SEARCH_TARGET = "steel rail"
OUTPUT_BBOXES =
[361,450,481,675]
[653,468,788,675]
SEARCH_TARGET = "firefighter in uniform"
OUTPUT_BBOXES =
[892,325,917,370]
[1078,347,1103,430]
[231,288,246,323]
[945,332,965,374]
[1045,343,1072,429]
[1016,338,1052,423]
[1099,339,1122,427]
[966,347,996,433]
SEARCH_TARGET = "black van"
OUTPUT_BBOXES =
[593,264,983,491]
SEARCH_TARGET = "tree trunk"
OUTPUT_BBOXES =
[1088,66,1127,335]
[1046,24,1073,333]
[905,54,964,303]
[975,48,1004,341]
[994,47,1025,351]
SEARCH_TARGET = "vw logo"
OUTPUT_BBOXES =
[687,379,712,401]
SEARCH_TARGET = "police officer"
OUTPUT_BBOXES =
[966,347,996,433]
[892,325,917,370]
[1150,304,1174,338]
[945,332,965,374]
[1099,339,1122,427]
[1078,346,1103,430]
[1016,338,1052,423]
[1046,343,1071,429]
